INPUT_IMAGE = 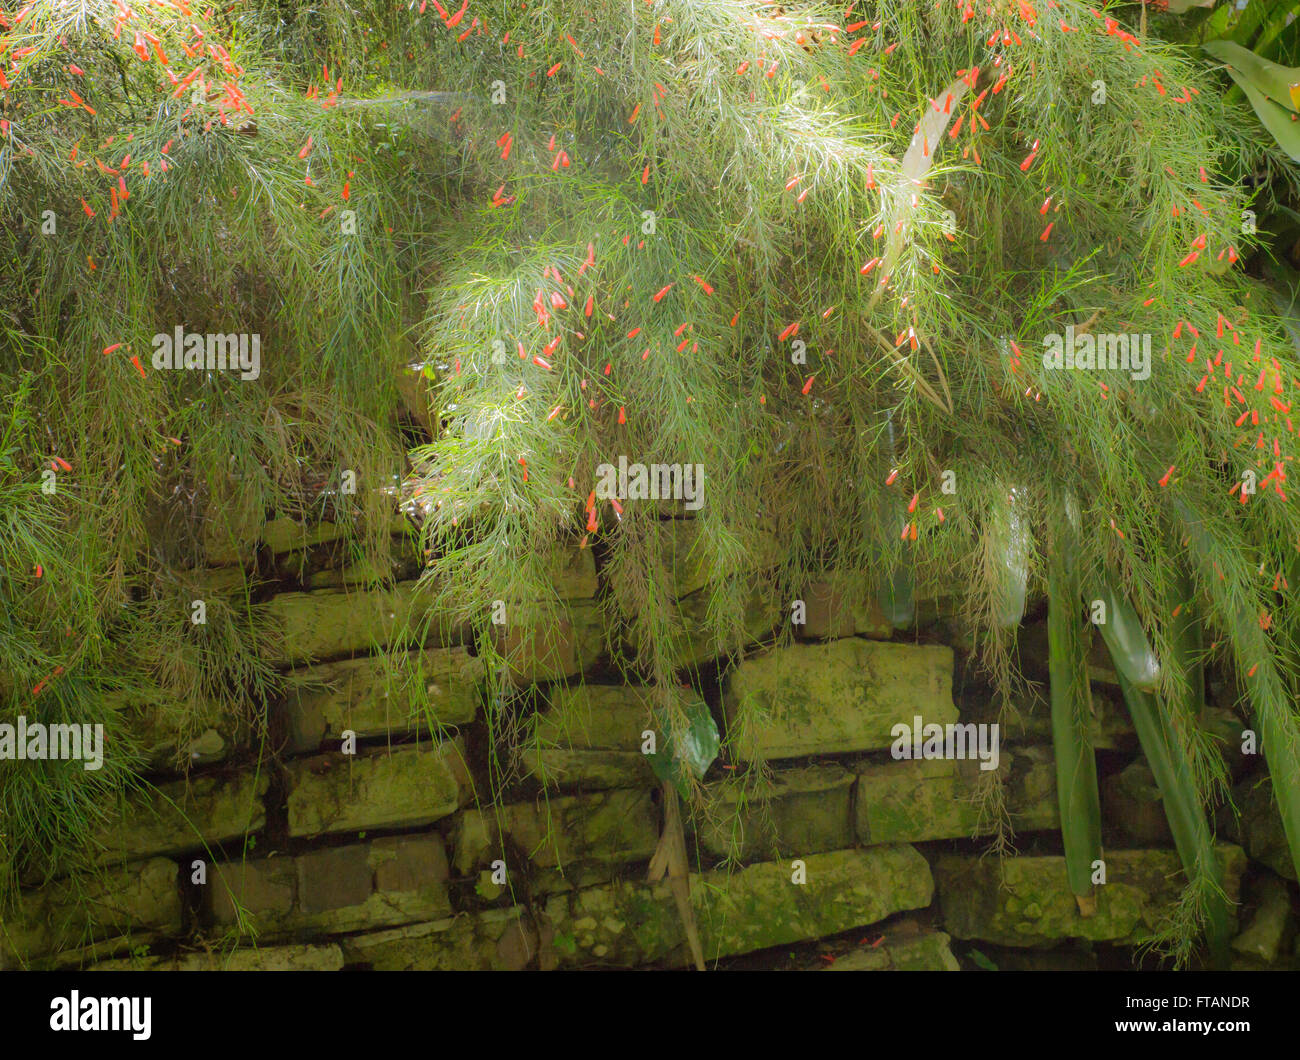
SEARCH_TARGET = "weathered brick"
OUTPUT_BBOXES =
[543,845,933,966]
[795,575,893,640]
[371,834,450,895]
[935,846,1247,948]
[340,908,530,971]
[211,857,296,926]
[698,764,855,860]
[724,640,956,761]
[285,743,463,839]
[652,579,781,671]
[90,942,345,971]
[92,771,268,866]
[260,583,463,665]
[211,836,451,938]
[660,521,776,598]
[282,646,482,753]
[453,790,658,892]
[0,858,183,968]
[297,846,374,913]
[496,599,606,684]
[855,748,1058,845]
[522,685,661,789]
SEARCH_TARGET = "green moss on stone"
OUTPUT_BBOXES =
[724,640,956,761]
[285,744,462,838]
[934,846,1247,948]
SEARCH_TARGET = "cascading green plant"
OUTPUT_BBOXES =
[1170,495,1300,886]
[5,0,1300,967]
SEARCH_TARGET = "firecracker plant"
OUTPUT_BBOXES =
[2,0,1300,966]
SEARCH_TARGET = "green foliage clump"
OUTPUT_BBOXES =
[2,0,1300,965]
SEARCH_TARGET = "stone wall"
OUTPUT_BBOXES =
[3,516,1294,971]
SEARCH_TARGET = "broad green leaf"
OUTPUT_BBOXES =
[1112,668,1233,968]
[1195,0,1270,43]
[648,695,719,798]
[1204,38,1300,111]
[1173,497,1300,885]
[876,561,915,629]
[875,411,915,629]
[1092,580,1161,692]
[868,75,969,314]
[989,485,1030,629]
[1263,261,1300,357]
[1248,3,1300,61]
[1046,500,1103,913]
[1228,73,1300,160]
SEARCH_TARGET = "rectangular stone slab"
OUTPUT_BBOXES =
[340,907,531,971]
[795,573,893,640]
[285,743,463,838]
[91,771,269,866]
[106,687,236,771]
[283,646,483,752]
[855,747,1059,845]
[658,520,779,599]
[260,583,465,665]
[522,684,660,789]
[452,789,659,892]
[543,844,934,966]
[209,835,451,937]
[697,764,856,860]
[934,845,1246,948]
[646,579,780,671]
[999,683,1136,750]
[89,943,346,971]
[723,640,956,761]
[0,858,182,967]
[818,930,960,971]
[497,599,606,685]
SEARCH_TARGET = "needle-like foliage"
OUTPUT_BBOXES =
[2,0,1299,964]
